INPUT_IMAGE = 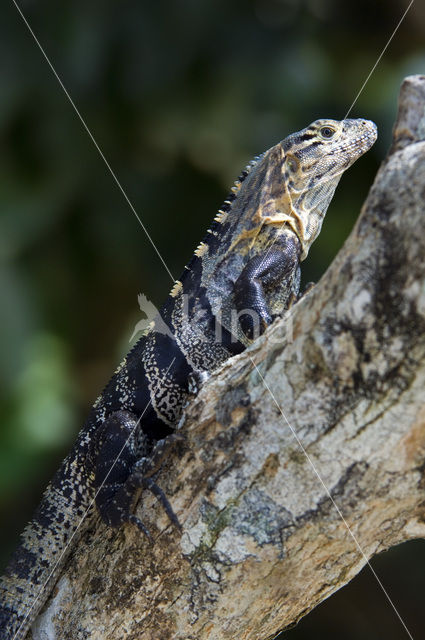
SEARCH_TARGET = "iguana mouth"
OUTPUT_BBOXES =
[342,124,378,156]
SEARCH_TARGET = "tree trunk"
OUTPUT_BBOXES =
[33,75,425,640]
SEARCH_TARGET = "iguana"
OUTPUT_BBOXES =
[0,117,377,639]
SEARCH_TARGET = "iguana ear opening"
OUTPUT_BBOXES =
[284,154,300,173]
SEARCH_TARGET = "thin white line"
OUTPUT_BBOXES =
[11,0,175,284]
[248,355,414,640]
[344,0,414,119]
[14,357,176,640]
[9,5,178,636]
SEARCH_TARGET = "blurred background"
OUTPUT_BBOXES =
[0,0,424,637]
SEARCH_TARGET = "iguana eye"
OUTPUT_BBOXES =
[319,126,336,139]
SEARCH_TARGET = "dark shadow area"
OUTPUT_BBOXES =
[282,540,425,639]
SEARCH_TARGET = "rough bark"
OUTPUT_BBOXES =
[33,75,425,640]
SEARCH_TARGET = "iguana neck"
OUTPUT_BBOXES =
[290,173,342,259]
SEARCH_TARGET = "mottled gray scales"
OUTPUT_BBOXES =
[0,118,376,640]
[170,289,230,372]
[141,331,187,426]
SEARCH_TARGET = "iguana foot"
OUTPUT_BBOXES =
[94,411,183,535]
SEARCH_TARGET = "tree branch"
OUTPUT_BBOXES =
[33,75,425,640]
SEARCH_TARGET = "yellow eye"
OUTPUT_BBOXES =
[319,126,336,139]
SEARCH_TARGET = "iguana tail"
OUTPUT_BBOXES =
[0,455,95,640]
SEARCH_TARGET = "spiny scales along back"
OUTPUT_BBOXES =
[0,117,377,640]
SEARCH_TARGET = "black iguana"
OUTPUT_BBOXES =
[0,117,377,639]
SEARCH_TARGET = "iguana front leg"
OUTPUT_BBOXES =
[233,231,301,339]
[94,410,182,536]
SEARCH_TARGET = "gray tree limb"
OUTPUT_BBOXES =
[33,75,425,640]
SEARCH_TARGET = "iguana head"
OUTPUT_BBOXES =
[279,118,377,257]
[195,117,377,314]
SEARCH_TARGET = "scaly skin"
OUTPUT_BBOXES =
[0,118,377,640]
